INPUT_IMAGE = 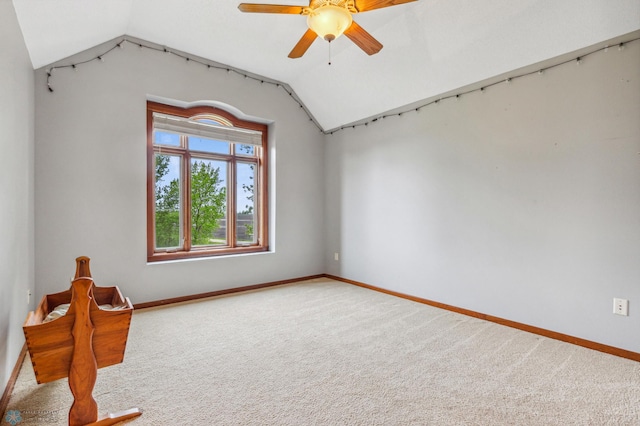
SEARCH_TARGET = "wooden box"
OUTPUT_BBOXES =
[23,284,134,384]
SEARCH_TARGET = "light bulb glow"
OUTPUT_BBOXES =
[307,5,352,42]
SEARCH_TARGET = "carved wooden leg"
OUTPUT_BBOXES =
[67,277,142,426]
[68,278,99,425]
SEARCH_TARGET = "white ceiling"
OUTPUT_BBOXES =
[12,0,640,131]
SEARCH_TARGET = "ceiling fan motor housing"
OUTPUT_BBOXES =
[307,2,353,41]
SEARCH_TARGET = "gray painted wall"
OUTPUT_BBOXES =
[324,38,640,353]
[34,40,325,304]
[0,0,35,393]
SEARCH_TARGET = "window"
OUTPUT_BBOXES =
[147,101,268,262]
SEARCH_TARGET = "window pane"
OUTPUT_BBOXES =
[188,136,230,154]
[237,162,257,245]
[236,144,255,156]
[191,159,228,247]
[155,154,182,249]
[196,117,227,126]
[154,131,180,147]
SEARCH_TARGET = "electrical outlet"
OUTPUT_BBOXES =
[613,298,629,316]
[334,252,339,261]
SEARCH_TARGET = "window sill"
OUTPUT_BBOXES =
[147,245,270,264]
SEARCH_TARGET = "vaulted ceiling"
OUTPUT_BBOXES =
[12,0,640,131]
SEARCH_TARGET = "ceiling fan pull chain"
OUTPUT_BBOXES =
[328,40,332,66]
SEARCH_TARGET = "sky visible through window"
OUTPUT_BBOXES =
[154,131,255,212]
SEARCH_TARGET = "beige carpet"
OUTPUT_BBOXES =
[4,278,640,425]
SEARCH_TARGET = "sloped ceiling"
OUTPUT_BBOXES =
[12,0,640,131]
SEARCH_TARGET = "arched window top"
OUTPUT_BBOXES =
[191,114,233,127]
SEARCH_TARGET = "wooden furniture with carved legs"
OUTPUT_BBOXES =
[23,257,142,426]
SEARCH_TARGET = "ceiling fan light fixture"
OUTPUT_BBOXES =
[307,5,352,42]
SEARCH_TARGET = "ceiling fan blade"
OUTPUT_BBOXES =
[238,3,305,14]
[288,29,318,58]
[352,0,417,12]
[344,21,383,55]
